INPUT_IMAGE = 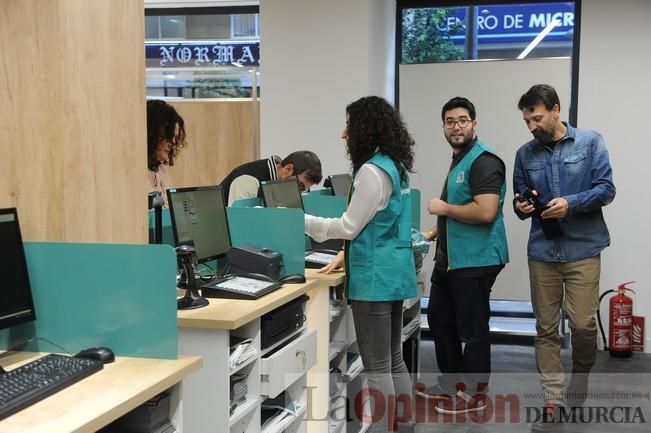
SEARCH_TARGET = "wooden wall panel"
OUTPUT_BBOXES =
[0,0,146,243]
[166,100,258,189]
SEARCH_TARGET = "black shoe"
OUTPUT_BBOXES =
[566,373,589,408]
[415,383,455,401]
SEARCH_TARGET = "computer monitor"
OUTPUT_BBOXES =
[167,185,232,263]
[260,177,304,210]
[0,208,36,330]
[328,173,352,196]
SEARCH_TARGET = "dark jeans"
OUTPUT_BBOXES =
[426,266,501,394]
[351,300,413,432]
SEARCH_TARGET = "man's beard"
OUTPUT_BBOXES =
[447,134,474,150]
[533,128,555,144]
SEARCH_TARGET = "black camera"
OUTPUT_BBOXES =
[517,188,546,210]
[517,188,563,240]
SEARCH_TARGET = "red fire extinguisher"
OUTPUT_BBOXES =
[598,281,635,358]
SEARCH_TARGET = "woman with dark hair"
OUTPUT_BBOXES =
[147,99,187,207]
[305,96,417,432]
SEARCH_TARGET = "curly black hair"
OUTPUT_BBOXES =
[147,100,187,170]
[345,96,415,183]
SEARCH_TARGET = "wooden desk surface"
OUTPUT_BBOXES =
[177,279,319,330]
[305,268,345,286]
[0,353,202,433]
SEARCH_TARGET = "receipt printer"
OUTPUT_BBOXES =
[227,244,283,280]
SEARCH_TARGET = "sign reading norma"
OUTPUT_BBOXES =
[146,41,260,67]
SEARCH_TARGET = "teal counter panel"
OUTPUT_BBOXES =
[302,195,347,218]
[227,207,304,276]
[148,208,175,247]
[303,188,333,197]
[231,197,263,208]
[0,242,178,359]
[411,188,421,230]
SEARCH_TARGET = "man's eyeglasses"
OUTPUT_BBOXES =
[444,118,472,129]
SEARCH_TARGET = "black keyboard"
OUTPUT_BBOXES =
[200,275,282,300]
[0,354,104,420]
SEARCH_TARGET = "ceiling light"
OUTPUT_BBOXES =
[517,19,560,60]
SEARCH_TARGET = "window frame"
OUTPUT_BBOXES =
[395,0,582,125]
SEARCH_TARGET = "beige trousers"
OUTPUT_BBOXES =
[528,255,601,404]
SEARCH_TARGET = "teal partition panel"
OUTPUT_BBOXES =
[148,208,175,247]
[227,207,304,275]
[303,188,332,197]
[303,195,347,218]
[231,197,263,208]
[302,195,347,252]
[411,188,421,230]
[0,242,178,359]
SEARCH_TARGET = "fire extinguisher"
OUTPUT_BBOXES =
[598,281,635,358]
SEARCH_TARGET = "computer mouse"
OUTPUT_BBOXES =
[74,347,115,364]
[279,273,306,284]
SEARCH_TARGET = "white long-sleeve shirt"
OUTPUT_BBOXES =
[305,164,392,242]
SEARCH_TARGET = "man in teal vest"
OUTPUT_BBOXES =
[420,97,509,415]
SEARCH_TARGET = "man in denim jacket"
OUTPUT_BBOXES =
[513,84,615,422]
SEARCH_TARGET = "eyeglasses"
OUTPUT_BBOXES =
[443,118,472,129]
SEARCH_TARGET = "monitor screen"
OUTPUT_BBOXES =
[0,208,36,331]
[167,185,232,263]
[261,177,304,210]
[329,174,352,196]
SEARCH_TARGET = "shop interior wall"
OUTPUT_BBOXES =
[399,58,571,301]
[579,0,651,350]
[0,0,147,243]
[259,0,395,178]
[166,100,258,188]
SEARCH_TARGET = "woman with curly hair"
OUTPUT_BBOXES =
[305,96,417,432]
[147,100,187,207]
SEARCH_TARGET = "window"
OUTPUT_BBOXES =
[400,1,576,64]
[144,7,260,99]
[231,14,259,39]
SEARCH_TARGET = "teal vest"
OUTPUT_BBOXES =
[446,140,509,270]
[345,154,417,301]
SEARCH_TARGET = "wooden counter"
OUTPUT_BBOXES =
[0,353,202,433]
[304,268,345,286]
[177,279,319,330]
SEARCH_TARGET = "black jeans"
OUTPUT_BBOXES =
[426,266,501,395]
[351,300,413,432]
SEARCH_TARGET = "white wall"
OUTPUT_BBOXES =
[400,59,571,301]
[259,0,395,177]
[579,0,651,350]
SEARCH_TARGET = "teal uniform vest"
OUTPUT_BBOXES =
[446,140,509,270]
[345,153,417,301]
